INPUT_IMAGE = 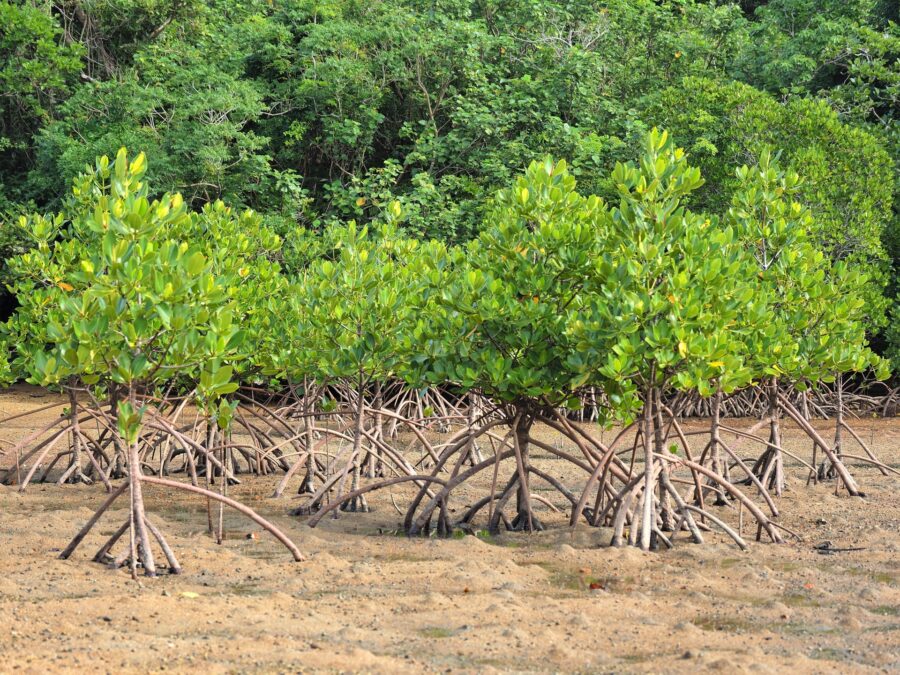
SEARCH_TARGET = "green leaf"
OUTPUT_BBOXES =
[186,251,206,275]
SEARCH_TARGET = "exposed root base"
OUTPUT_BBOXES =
[508,510,545,532]
[95,552,180,576]
[340,495,371,513]
[297,476,317,496]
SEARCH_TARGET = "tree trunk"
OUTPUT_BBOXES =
[510,413,543,532]
[756,377,784,496]
[640,385,656,551]
[653,387,673,532]
[366,381,384,478]
[60,384,90,485]
[299,376,318,495]
[341,372,370,512]
[820,372,844,480]
[708,388,728,505]
[127,424,156,577]
[109,385,126,479]
[802,387,817,485]
[463,393,484,466]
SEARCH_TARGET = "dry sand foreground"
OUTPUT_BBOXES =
[1,388,899,674]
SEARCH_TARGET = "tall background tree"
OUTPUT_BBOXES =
[0,0,897,367]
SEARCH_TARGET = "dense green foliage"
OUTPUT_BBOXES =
[574,130,763,408]
[408,157,606,405]
[0,0,897,364]
[8,132,884,426]
[0,149,282,434]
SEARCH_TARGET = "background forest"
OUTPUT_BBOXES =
[1,0,898,366]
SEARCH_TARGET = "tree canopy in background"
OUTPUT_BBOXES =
[0,0,898,364]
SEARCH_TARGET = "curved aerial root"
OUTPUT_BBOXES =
[602,453,783,551]
[141,476,304,561]
[59,471,304,577]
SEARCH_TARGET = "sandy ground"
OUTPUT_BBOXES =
[1,386,899,674]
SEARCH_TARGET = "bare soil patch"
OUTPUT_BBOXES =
[1,387,899,673]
